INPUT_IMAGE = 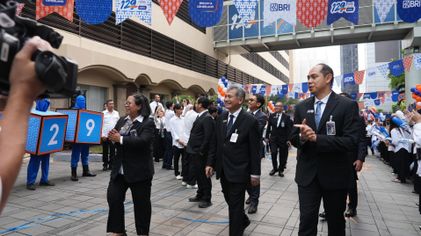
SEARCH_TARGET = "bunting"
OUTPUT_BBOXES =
[354,70,365,85]
[403,55,413,72]
[160,0,183,25]
[297,0,328,28]
[116,0,152,25]
[36,0,74,21]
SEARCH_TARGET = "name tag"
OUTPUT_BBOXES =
[326,116,336,136]
[230,133,238,143]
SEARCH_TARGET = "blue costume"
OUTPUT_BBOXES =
[70,95,96,181]
[26,98,54,189]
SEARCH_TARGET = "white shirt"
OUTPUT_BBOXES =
[276,112,283,127]
[184,109,198,141]
[228,107,242,126]
[149,101,164,116]
[170,115,186,148]
[391,127,413,153]
[412,123,421,176]
[102,109,120,137]
[119,115,144,175]
[314,92,332,117]
[164,109,175,132]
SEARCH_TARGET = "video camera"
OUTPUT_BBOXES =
[0,0,77,97]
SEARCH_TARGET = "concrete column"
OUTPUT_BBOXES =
[403,26,421,104]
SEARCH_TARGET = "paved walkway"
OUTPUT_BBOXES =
[1,150,421,236]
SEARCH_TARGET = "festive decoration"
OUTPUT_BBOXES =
[233,0,258,24]
[297,0,328,28]
[76,0,112,24]
[36,0,74,21]
[263,0,296,27]
[116,0,152,25]
[411,85,421,102]
[267,100,275,113]
[327,0,359,25]
[403,55,413,72]
[414,54,421,70]
[217,76,229,107]
[373,0,395,23]
[160,0,183,25]
[376,64,389,78]
[189,0,223,27]
[354,70,365,85]
[388,59,404,77]
[397,0,421,23]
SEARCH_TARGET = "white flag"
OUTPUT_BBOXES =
[263,0,296,27]
[414,53,421,70]
[116,0,152,25]
[374,0,394,23]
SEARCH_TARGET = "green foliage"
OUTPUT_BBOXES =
[389,73,405,90]
[174,95,195,104]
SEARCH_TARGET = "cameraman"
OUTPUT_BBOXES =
[0,36,51,214]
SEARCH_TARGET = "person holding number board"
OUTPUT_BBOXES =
[107,93,155,236]
[70,95,96,181]
[26,97,55,190]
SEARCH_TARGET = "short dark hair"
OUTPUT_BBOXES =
[165,101,173,109]
[253,94,265,109]
[197,96,210,109]
[174,103,183,110]
[208,105,217,114]
[339,92,352,99]
[132,93,151,117]
[106,99,113,104]
[317,63,334,85]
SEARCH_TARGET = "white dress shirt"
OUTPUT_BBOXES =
[412,123,421,176]
[276,112,283,127]
[170,115,186,148]
[314,92,332,117]
[184,109,197,141]
[164,109,175,132]
[391,127,413,153]
[102,109,120,137]
[149,101,164,116]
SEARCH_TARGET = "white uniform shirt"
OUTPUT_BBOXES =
[391,127,413,153]
[412,123,421,176]
[184,109,198,141]
[164,109,175,132]
[170,115,186,148]
[150,101,164,116]
[102,110,120,137]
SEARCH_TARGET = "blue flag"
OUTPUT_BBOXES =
[397,0,421,23]
[342,73,355,86]
[281,85,288,94]
[388,60,404,77]
[76,0,112,25]
[392,91,399,102]
[301,82,309,93]
[189,0,223,27]
[327,0,359,25]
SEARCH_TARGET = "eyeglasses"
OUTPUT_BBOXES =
[248,99,255,102]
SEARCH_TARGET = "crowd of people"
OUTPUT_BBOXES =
[2,36,421,236]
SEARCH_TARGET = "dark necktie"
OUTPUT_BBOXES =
[226,114,235,135]
[315,101,323,129]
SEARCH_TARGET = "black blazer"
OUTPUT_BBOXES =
[207,109,261,183]
[251,109,268,138]
[266,112,293,143]
[186,111,215,156]
[111,117,155,183]
[290,92,360,189]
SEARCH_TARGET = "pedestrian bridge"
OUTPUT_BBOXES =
[213,0,421,54]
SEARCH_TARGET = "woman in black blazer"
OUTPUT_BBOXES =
[107,93,155,236]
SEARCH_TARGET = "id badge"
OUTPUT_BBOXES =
[130,129,138,137]
[326,115,336,136]
[281,121,285,128]
[230,131,238,143]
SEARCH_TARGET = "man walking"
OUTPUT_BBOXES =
[102,99,120,171]
[206,85,261,235]
[265,101,293,177]
[245,94,267,214]
[290,63,360,236]
[187,96,214,208]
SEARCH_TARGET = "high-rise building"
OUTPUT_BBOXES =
[340,44,359,95]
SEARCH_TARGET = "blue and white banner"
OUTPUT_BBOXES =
[327,0,359,25]
[116,0,152,25]
[263,0,296,27]
[189,0,223,27]
[388,59,404,77]
[76,0,112,24]
[42,0,66,6]
[342,73,355,86]
[365,67,378,80]
[414,53,421,70]
[233,0,258,24]
[392,91,400,102]
[376,64,390,79]
[397,0,421,23]
[374,0,395,23]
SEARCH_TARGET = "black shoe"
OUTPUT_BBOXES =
[82,165,96,177]
[198,201,212,208]
[245,197,251,205]
[102,166,108,171]
[345,208,357,217]
[243,217,251,230]
[248,204,257,214]
[39,181,55,186]
[269,169,278,176]
[279,171,284,177]
[189,196,202,202]
[71,167,79,181]
[319,211,326,219]
[26,184,36,190]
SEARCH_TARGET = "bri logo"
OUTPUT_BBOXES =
[270,3,290,12]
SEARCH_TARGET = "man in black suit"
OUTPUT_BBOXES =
[290,63,360,236]
[186,96,215,208]
[266,101,293,177]
[206,85,261,236]
[245,94,267,214]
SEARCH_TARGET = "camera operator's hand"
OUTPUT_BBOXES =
[9,36,51,100]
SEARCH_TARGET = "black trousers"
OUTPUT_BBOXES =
[173,146,186,177]
[184,153,196,185]
[396,149,411,182]
[107,175,152,235]
[192,153,212,202]
[220,173,249,236]
[163,131,173,168]
[347,170,358,210]
[246,184,260,206]
[298,178,347,236]
[102,140,115,168]
[153,129,165,162]
[270,141,288,171]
